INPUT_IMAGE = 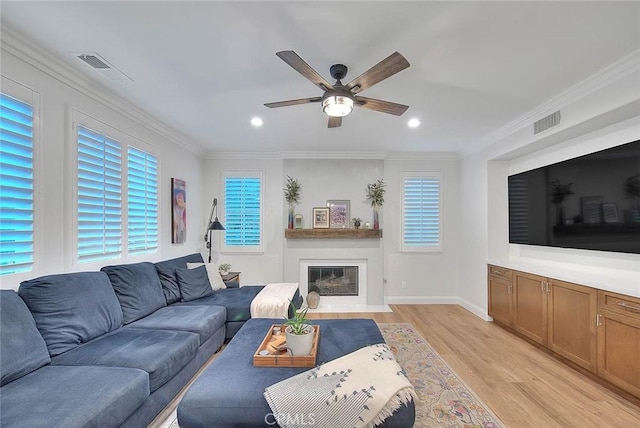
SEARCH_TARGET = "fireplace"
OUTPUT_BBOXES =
[308,266,358,296]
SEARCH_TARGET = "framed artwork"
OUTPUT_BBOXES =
[581,196,603,224]
[602,203,620,223]
[327,200,350,228]
[312,207,330,229]
[171,178,186,243]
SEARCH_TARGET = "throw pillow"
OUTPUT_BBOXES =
[186,262,227,290]
[175,266,215,302]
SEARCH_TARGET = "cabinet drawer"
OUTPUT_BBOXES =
[598,290,640,319]
[488,265,512,282]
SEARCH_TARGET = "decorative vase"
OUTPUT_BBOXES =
[306,291,320,309]
[287,204,295,229]
[373,205,380,230]
[285,325,314,356]
[353,220,361,229]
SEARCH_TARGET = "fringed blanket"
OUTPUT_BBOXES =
[250,283,299,318]
[264,343,416,428]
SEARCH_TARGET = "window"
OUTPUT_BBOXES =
[77,125,122,262]
[222,171,262,253]
[0,91,35,275]
[127,146,158,254]
[402,172,442,252]
[75,113,158,264]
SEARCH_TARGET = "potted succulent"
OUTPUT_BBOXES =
[283,301,314,356]
[284,176,302,229]
[352,217,362,229]
[218,263,231,276]
[366,179,386,229]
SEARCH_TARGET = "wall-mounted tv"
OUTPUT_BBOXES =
[508,139,640,254]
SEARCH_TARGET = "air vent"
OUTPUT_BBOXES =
[73,52,133,83]
[77,54,111,69]
[534,110,561,134]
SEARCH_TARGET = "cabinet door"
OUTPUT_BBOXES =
[597,308,640,398]
[547,280,597,372]
[514,271,547,345]
[488,276,513,326]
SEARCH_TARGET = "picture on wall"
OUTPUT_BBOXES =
[172,178,186,243]
[313,207,330,229]
[327,200,350,228]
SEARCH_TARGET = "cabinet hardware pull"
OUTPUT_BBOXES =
[596,313,602,327]
[617,302,640,313]
[547,281,551,293]
[508,285,512,294]
[541,281,545,292]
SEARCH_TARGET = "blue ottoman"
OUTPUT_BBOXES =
[177,318,415,427]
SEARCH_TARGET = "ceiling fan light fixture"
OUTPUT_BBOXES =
[322,95,354,117]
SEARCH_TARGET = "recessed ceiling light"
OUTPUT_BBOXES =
[251,117,264,127]
[407,118,421,128]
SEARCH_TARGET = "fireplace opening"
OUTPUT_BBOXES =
[308,266,358,296]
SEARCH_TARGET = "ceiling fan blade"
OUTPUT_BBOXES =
[276,51,334,92]
[328,116,342,128]
[264,97,322,108]
[346,52,410,94]
[355,96,409,116]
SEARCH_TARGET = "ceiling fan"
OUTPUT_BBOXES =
[264,50,410,128]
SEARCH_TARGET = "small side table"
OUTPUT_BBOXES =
[221,271,240,283]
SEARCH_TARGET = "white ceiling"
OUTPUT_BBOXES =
[2,1,639,156]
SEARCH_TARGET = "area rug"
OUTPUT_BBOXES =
[164,322,503,428]
[378,323,503,428]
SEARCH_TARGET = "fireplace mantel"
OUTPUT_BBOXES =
[285,229,382,239]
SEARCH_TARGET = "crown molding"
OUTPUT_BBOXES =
[465,49,640,157]
[205,151,460,161]
[0,25,205,156]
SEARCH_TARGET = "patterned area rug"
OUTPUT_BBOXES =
[378,323,503,428]
[164,322,503,428]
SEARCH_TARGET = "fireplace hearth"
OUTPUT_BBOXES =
[308,266,358,296]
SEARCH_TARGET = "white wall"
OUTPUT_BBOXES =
[1,40,205,290]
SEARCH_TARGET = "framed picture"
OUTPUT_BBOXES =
[602,203,620,223]
[312,207,330,229]
[171,178,186,243]
[581,196,603,224]
[327,200,350,228]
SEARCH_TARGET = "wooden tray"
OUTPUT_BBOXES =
[253,324,319,367]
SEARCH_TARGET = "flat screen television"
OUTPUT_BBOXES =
[508,139,640,254]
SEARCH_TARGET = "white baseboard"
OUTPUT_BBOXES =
[384,296,492,321]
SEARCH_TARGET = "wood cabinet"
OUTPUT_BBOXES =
[597,291,640,398]
[490,266,598,372]
[487,265,513,327]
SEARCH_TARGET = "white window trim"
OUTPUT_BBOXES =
[220,169,264,254]
[1,77,41,280]
[401,170,443,253]
[70,109,159,268]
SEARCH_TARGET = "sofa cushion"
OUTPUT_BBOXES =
[127,305,226,345]
[51,327,199,392]
[187,262,227,290]
[101,262,166,324]
[0,365,148,428]
[0,291,51,386]
[175,285,264,323]
[18,272,123,357]
[176,266,214,302]
[155,253,205,304]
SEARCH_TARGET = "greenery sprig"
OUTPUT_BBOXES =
[549,179,574,205]
[366,179,386,207]
[283,175,301,205]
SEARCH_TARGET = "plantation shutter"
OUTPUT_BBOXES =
[127,146,158,254]
[402,173,442,251]
[0,93,34,275]
[224,176,261,248]
[508,177,529,244]
[77,125,122,262]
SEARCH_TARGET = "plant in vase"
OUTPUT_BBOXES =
[283,175,301,229]
[366,179,386,229]
[283,300,314,356]
[218,263,231,276]
[352,217,362,229]
[549,179,574,226]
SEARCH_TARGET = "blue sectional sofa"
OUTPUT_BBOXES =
[0,252,301,428]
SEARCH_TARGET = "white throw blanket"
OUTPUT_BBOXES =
[264,343,416,428]
[250,282,299,318]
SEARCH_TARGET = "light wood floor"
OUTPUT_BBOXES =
[308,305,640,427]
[151,304,640,427]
